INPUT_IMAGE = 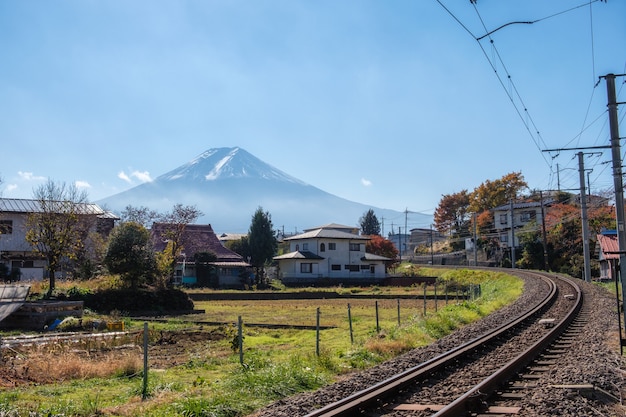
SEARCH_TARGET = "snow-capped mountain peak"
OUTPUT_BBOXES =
[158,147,306,185]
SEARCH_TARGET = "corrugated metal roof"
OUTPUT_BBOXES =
[492,199,554,212]
[597,234,620,260]
[0,198,106,215]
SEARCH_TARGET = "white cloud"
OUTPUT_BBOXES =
[118,171,131,183]
[361,178,372,187]
[6,184,18,192]
[75,180,91,189]
[131,171,152,183]
[118,170,152,184]
[18,171,46,181]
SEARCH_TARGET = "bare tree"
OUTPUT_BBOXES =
[26,179,91,297]
[155,204,203,285]
[119,205,161,228]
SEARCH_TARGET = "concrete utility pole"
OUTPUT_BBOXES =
[578,152,591,282]
[510,199,515,269]
[539,191,549,271]
[605,73,626,345]
[473,213,478,266]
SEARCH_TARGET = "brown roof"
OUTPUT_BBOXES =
[597,233,619,260]
[151,223,244,263]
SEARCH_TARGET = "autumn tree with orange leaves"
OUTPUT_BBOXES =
[366,235,399,270]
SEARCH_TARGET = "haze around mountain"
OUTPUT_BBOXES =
[98,147,432,234]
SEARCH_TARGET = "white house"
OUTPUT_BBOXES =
[273,223,392,285]
[492,200,551,248]
[0,198,117,281]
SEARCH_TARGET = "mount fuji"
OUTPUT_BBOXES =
[98,147,430,233]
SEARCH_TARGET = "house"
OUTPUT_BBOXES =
[493,200,551,248]
[273,223,392,286]
[217,232,247,247]
[387,232,410,256]
[0,198,117,281]
[597,230,619,281]
[151,223,250,288]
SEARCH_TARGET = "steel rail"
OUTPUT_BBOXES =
[432,273,583,416]
[304,271,558,417]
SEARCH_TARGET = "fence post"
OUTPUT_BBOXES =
[375,300,380,333]
[397,298,401,326]
[142,322,148,400]
[348,303,354,345]
[434,282,438,312]
[423,284,427,316]
[238,316,244,365]
[316,307,321,356]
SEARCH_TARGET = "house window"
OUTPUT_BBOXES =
[23,261,33,268]
[0,220,13,235]
[500,234,508,243]
[360,265,369,270]
[295,244,299,251]
[301,263,312,273]
[349,243,360,251]
[345,265,360,272]
[331,264,341,271]
[370,265,375,273]
[320,243,325,252]
[520,211,536,222]
[499,214,508,225]
[302,243,309,251]
[328,243,336,250]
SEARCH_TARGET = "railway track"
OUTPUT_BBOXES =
[302,271,583,417]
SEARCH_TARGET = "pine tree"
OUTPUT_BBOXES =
[359,209,381,235]
[248,207,277,285]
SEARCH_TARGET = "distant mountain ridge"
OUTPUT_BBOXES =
[98,147,431,233]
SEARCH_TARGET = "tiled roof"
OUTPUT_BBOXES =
[362,253,394,261]
[285,228,369,241]
[0,198,106,215]
[303,223,358,233]
[273,250,325,260]
[151,223,245,263]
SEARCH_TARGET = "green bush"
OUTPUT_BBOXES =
[80,287,194,314]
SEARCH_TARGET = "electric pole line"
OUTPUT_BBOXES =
[543,147,609,282]
[603,73,626,349]
[578,151,591,282]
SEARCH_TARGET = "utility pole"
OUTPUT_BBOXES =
[404,208,409,259]
[578,152,591,282]
[473,213,478,266]
[510,199,515,269]
[540,191,549,271]
[544,145,610,279]
[605,73,626,347]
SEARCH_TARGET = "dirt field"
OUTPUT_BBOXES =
[0,328,228,388]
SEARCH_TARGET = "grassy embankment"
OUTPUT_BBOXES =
[0,267,522,417]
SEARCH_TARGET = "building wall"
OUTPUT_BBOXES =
[0,213,34,253]
[493,206,543,247]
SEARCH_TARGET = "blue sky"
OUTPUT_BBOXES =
[1,1,625,229]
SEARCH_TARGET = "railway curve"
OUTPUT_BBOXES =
[252,270,625,417]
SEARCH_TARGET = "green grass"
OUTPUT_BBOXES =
[0,269,523,416]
